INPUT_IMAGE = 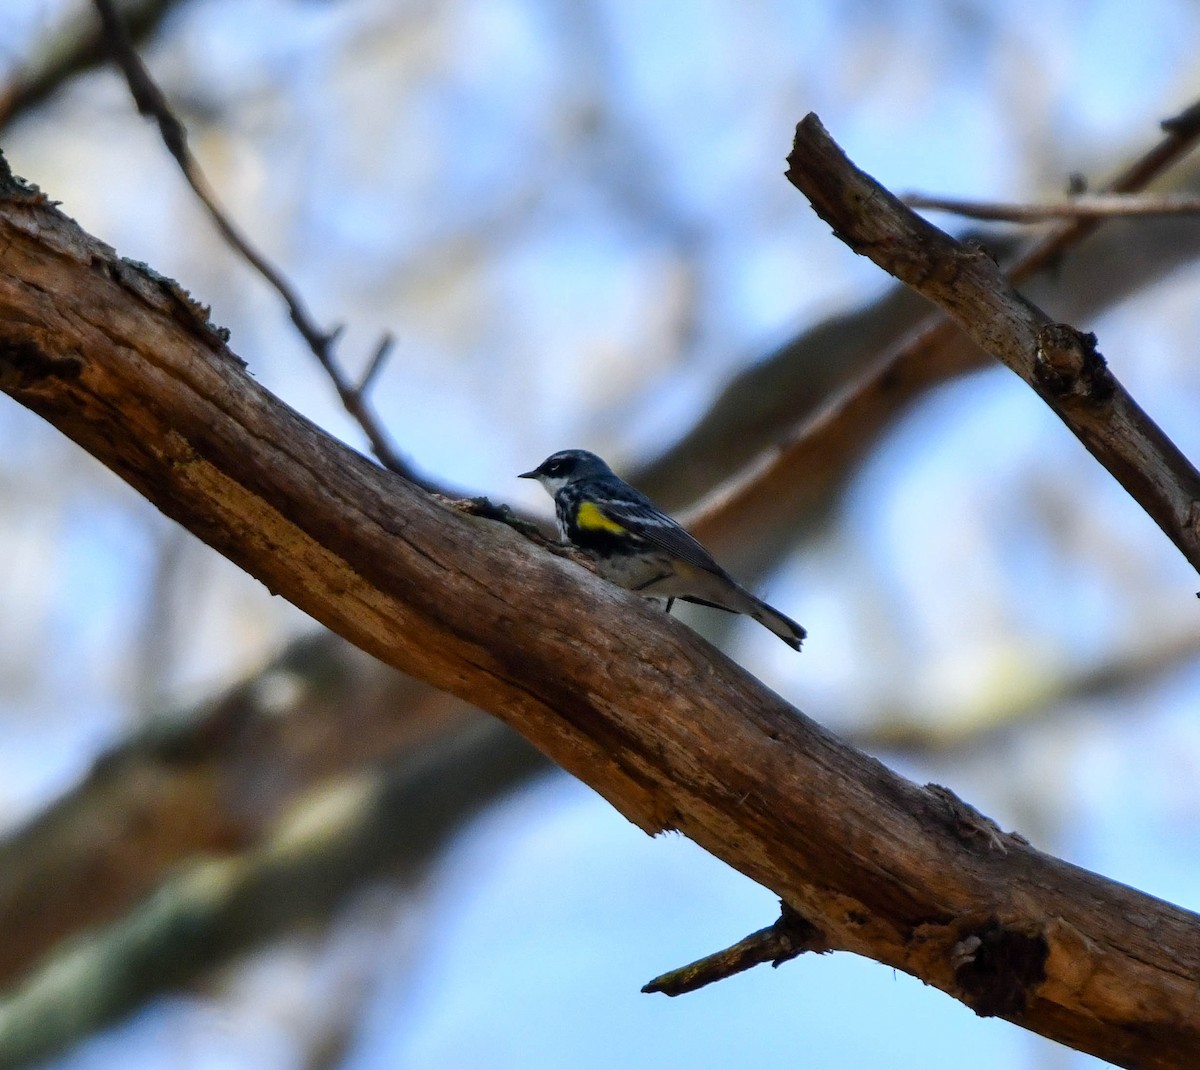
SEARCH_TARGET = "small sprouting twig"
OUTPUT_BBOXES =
[91,0,429,487]
[904,192,1200,223]
[354,332,395,400]
[642,904,828,997]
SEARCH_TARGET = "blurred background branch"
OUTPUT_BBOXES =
[0,715,544,1069]
[0,637,493,990]
[91,0,431,488]
[904,190,1200,222]
[0,0,178,130]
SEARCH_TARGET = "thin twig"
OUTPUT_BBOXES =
[354,332,395,399]
[1012,98,1200,280]
[91,0,429,486]
[905,192,1200,223]
[786,113,1200,574]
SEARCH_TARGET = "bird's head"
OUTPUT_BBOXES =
[519,449,613,496]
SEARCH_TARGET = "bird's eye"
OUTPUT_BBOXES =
[547,460,563,475]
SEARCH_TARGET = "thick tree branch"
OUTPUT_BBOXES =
[12,151,1200,989]
[0,164,1198,1069]
[785,113,1200,576]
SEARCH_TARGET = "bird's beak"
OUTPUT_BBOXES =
[518,468,539,479]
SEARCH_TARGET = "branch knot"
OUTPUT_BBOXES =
[952,918,1048,1018]
[1033,325,1114,403]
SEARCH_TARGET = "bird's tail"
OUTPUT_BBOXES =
[682,582,806,651]
[745,594,806,651]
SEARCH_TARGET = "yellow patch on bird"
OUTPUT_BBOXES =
[576,501,628,534]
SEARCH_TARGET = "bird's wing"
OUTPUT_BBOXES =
[591,495,726,576]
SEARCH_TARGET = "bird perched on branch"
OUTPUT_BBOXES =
[520,449,805,650]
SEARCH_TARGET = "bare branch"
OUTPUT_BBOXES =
[652,100,1200,525]
[685,100,1200,571]
[642,904,829,996]
[783,113,1200,575]
[904,192,1200,223]
[1,163,1199,1068]
[5,101,1195,1000]
[90,0,430,486]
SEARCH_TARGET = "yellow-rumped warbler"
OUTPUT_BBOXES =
[520,449,805,650]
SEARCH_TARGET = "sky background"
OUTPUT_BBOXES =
[2,1,1200,1067]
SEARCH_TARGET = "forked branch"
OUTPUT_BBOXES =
[785,113,1200,575]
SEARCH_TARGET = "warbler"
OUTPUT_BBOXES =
[520,449,805,650]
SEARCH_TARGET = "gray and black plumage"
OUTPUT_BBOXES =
[519,449,805,650]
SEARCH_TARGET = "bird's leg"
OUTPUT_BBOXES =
[665,597,675,614]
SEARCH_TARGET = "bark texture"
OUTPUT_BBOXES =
[0,162,1198,1069]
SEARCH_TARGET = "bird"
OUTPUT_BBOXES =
[519,449,805,650]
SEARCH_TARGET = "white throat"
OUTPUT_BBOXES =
[534,473,570,497]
